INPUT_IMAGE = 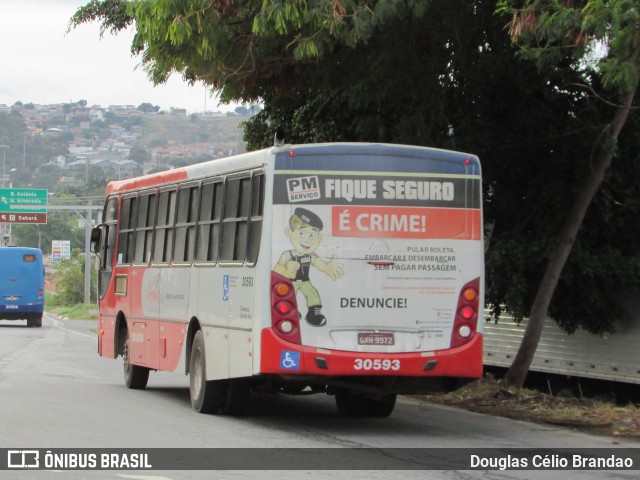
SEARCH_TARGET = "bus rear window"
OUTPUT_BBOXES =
[23,254,36,262]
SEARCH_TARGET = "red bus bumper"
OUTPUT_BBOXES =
[260,328,483,378]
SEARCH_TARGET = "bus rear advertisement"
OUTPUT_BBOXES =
[91,142,484,417]
[0,247,45,328]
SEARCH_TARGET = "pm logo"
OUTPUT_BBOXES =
[286,176,321,203]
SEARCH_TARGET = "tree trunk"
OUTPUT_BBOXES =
[503,86,638,388]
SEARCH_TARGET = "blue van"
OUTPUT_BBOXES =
[0,247,45,327]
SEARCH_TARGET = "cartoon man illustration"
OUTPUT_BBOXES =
[273,207,344,326]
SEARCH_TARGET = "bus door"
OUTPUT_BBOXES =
[115,190,160,368]
[158,183,198,371]
[114,194,138,327]
[195,178,229,379]
[222,174,257,378]
[96,196,119,357]
[134,187,173,369]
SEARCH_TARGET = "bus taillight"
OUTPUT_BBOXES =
[275,301,294,315]
[463,287,477,302]
[271,272,301,344]
[274,283,290,296]
[450,278,480,348]
[460,306,474,320]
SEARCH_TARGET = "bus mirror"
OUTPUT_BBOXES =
[90,227,102,253]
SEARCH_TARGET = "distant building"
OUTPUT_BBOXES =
[94,159,143,179]
[90,108,105,121]
[108,105,138,117]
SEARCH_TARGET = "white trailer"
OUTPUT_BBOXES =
[483,301,640,386]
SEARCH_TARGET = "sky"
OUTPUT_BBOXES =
[0,0,233,113]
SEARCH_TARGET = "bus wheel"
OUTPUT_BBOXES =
[189,330,226,414]
[27,314,42,328]
[335,391,360,417]
[222,378,251,415]
[335,392,396,417]
[123,332,149,390]
[363,394,396,417]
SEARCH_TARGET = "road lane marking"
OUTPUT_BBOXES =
[47,314,95,340]
[0,345,31,368]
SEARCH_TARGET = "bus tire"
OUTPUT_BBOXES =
[335,391,360,417]
[189,330,226,414]
[335,392,396,417]
[222,378,251,415]
[362,394,396,417]
[123,332,149,390]
[27,314,42,328]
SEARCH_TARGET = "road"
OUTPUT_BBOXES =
[0,314,638,480]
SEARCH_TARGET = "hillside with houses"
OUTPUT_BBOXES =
[0,101,252,197]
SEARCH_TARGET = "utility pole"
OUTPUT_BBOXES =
[0,145,10,246]
[46,203,102,304]
[84,201,92,304]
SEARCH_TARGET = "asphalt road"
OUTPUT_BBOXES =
[0,314,638,480]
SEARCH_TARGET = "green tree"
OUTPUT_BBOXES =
[147,165,170,174]
[129,145,150,165]
[12,216,85,254]
[239,3,640,357]
[496,0,640,387]
[70,1,640,387]
[32,164,65,192]
[53,249,86,305]
[0,111,27,144]
[68,114,92,127]
[69,0,426,102]
[138,102,160,113]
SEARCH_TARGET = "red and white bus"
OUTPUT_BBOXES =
[91,141,484,417]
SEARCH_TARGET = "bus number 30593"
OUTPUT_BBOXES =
[353,358,401,371]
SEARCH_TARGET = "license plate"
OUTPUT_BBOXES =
[357,332,395,346]
[5,305,18,309]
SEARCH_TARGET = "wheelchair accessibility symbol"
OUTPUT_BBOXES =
[222,275,229,301]
[280,351,300,370]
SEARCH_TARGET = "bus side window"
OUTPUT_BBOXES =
[103,196,118,271]
[196,180,223,263]
[154,189,176,264]
[174,184,199,264]
[103,197,118,223]
[135,192,157,264]
[118,195,137,265]
[247,174,264,265]
[105,225,117,269]
[220,176,251,263]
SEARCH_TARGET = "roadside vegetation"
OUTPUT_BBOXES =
[45,250,98,320]
[47,303,98,321]
[423,379,640,439]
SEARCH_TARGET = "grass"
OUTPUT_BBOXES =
[45,291,98,320]
[49,303,98,320]
[422,378,640,438]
